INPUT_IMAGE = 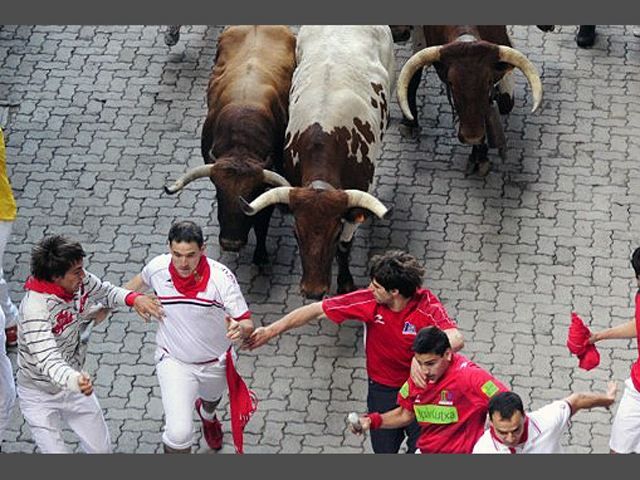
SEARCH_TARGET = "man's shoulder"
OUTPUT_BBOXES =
[472,430,500,453]
[20,291,54,320]
[145,254,171,273]
[530,400,571,429]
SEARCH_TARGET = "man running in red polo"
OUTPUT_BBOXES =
[247,250,464,453]
[351,326,508,453]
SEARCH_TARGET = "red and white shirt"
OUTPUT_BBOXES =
[141,254,250,364]
[472,400,572,454]
[631,291,640,392]
[322,288,456,387]
[396,353,509,454]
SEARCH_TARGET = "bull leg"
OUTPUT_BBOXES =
[336,240,355,294]
[485,102,507,160]
[399,67,423,139]
[252,206,274,266]
[495,71,515,114]
[466,144,491,177]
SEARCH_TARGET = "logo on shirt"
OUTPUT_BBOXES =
[438,389,454,406]
[413,404,459,424]
[52,311,74,336]
[373,314,385,324]
[481,380,500,398]
[402,321,417,335]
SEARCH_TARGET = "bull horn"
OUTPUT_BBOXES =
[262,170,291,187]
[497,45,543,113]
[345,190,389,219]
[164,164,215,195]
[239,186,292,216]
[397,46,442,121]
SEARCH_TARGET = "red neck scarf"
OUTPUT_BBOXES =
[489,416,530,454]
[168,255,211,297]
[24,276,75,302]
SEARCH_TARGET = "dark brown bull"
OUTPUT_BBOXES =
[394,26,543,175]
[164,25,296,264]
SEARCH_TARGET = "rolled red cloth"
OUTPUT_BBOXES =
[225,349,258,454]
[567,312,600,371]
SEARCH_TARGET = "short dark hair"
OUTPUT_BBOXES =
[168,220,204,247]
[368,250,425,298]
[412,326,451,356]
[30,235,86,282]
[488,391,524,421]
[632,247,640,278]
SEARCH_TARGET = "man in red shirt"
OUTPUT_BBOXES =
[350,326,508,453]
[586,246,640,453]
[246,250,464,453]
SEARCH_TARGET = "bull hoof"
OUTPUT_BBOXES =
[477,160,492,177]
[465,157,478,175]
[399,122,421,140]
[252,249,269,266]
[498,146,508,160]
[164,26,181,46]
[337,279,356,295]
[496,93,514,115]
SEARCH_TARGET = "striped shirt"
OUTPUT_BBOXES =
[140,254,250,364]
[17,271,132,394]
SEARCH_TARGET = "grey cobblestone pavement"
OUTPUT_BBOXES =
[1,24,640,453]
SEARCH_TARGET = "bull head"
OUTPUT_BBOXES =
[164,160,290,252]
[239,185,388,299]
[397,41,542,145]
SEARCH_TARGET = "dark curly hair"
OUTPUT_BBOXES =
[368,250,425,298]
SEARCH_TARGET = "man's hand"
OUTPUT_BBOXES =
[348,415,371,435]
[410,356,426,389]
[133,294,164,322]
[244,326,276,350]
[78,372,94,396]
[604,381,618,407]
[225,316,254,344]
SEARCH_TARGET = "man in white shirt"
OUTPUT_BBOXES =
[125,220,255,453]
[473,382,617,453]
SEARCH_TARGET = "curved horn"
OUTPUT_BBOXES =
[164,164,215,195]
[497,45,543,113]
[397,46,442,121]
[262,170,291,187]
[345,190,389,219]
[239,186,292,216]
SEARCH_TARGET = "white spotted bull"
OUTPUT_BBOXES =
[240,26,394,299]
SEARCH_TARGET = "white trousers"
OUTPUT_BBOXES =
[0,221,18,328]
[17,383,112,453]
[610,377,640,453]
[0,307,15,442]
[155,348,229,450]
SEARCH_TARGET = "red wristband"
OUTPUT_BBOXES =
[125,292,142,307]
[367,412,383,430]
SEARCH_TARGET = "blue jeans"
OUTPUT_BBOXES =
[367,379,420,453]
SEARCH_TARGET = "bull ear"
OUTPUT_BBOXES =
[344,208,368,224]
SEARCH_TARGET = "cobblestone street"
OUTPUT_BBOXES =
[2,25,640,453]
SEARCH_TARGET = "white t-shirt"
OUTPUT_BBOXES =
[473,400,572,454]
[141,254,250,364]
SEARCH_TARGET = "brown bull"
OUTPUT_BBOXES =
[164,25,296,264]
[395,26,542,175]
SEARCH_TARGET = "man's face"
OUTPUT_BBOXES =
[490,410,525,447]
[414,349,452,384]
[53,259,85,294]
[169,241,204,278]
[368,278,394,305]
